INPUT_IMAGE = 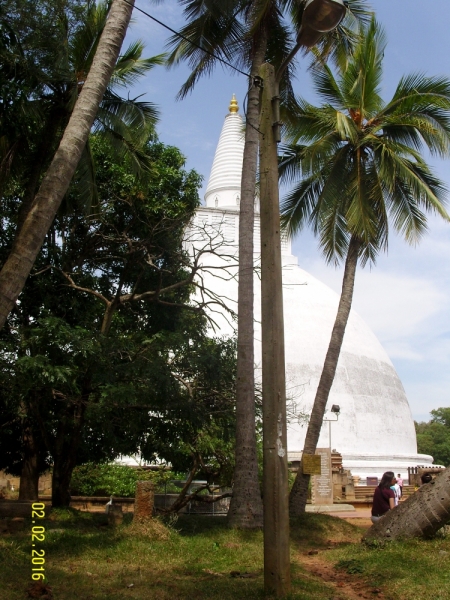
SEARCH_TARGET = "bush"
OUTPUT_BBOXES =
[70,463,173,497]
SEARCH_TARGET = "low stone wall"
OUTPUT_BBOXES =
[153,493,230,515]
[1,492,231,517]
[0,500,38,518]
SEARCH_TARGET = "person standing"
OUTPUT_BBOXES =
[396,474,403,497]
[371,471,396,524]
[390,478,401,506]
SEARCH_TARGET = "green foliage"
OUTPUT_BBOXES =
[415,408,450,467]
[280,17,450,267]
[0,127,236,500]
[166,0,370,104]
[70,463,173,497]
[334,558,364,574]
[430,407,450,428]
[0,0,161,208]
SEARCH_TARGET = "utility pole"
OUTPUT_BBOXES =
[259,62,291,597]
[256,3,347,595]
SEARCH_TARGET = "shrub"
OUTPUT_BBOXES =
[70,463,173,497]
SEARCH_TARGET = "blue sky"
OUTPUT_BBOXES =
[124,0,450,422]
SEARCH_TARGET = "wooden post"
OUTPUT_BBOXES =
[259,62,291,597]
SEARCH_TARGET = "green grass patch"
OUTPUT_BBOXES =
[0,511,338,600]
[325,530,450,600]
[1,510,449,599]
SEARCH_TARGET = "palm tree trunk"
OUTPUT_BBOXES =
[0,0,135,330]
[15,113,64,235]
[289,235,360,516]
[227,31,268,529]
[364,468,450,540]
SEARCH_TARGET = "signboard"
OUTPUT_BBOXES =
[302,454,321,475]
[311,448,333,505]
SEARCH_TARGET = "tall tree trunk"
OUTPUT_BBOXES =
[364,469,450,541]
[18,419,39,501]
[15,114,64,235]
[51,400,87,507]
[227,31,268,529]
[0,0,135,330]
[289,235,360,516]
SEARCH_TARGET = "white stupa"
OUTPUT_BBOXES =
[187,95,433,479]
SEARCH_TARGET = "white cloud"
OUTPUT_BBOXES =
[353,271,447,342]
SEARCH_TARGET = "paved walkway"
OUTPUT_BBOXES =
[329,508,372,519]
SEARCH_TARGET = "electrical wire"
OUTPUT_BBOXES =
[242,85,264,137]
[121,0,252,80]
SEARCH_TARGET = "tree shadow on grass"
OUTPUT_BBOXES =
[290,513,362,550]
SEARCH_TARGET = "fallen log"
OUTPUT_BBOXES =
[364,467,450,542]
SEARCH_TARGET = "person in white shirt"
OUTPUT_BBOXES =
[390,478,401,506]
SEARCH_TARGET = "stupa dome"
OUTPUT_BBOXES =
[190,96,433,479]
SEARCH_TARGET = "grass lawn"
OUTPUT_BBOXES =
[1,509,449,599]
[325,527,450,600]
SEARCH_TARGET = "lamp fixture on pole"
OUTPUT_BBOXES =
[298,0,347,48]
[323,405,341,451]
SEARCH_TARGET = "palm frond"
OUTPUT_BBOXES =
[69,0,109,75]
[165,2,247,97]
[312,0,373,70]
[65,138,99,216]
[111,45,166,88]
[98,89,159,131]
[339,17,384,117]
[314,145,354,262]
[309,61,346,109]
[379,74,450,156]
[280,174,324,237]
[373,139,449,239]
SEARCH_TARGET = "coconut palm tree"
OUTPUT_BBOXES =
[279,18,450,516]
[166,0,370,529]
[0,0,138,329]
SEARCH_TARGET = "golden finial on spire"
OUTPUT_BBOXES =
[229,93,239,113]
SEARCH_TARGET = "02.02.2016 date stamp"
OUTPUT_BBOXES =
[30,502,46,580]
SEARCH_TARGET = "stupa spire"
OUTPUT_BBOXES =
[204,95,244,209]
[229,93,239,113]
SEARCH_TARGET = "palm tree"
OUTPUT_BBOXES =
[0,0,138,329]
[280,18,450,516]
[167,0,370,529]
[167,0,292,530]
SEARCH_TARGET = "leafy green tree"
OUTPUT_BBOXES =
[0,0,160,218]
[280,18,450,515]
[167,0,370,529]
[0,135,238,506]
[0,0,143,329]
[416,409,450,467]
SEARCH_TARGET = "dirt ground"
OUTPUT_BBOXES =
[294,513,383,600]
[297,551,385,600]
